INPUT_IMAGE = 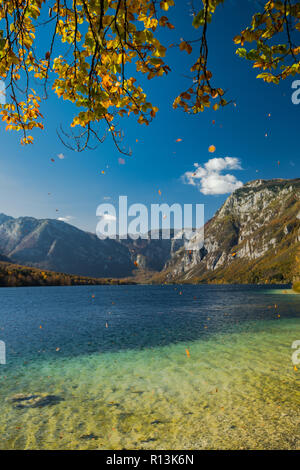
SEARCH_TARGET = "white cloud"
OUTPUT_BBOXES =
[183,157,243,195]
[57,215,75,223]
[98,213,117,221]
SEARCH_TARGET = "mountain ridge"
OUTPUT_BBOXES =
[1,177,299,284]
[0,214,135,278]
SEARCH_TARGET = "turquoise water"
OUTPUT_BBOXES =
[0,285,299,449]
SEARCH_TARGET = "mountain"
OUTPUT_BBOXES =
[0,215,135,278]
[120,229,187,272]
[0,215,177,279]
[157,178,300,284]
[0,213,13,225]
[0,253,10,262]
[0,178,299,284]
[0,260,136,287]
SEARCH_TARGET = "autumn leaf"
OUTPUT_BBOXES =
[179,41,192,54]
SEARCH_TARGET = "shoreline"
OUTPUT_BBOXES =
[1,261,297,289]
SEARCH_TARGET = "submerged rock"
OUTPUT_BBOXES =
[10,393,63,409]
[10,393,39,402]
[80,433,99,440]
[141,438,157,443]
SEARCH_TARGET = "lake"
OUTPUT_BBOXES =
[0,285,299,449]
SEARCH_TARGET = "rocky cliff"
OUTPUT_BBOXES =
[158,178,300,284]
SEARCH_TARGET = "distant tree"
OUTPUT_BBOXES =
[0,0,299,151]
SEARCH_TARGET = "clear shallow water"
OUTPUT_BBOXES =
[0,285,299,449]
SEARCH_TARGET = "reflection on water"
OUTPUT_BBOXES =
[0,285,299,449]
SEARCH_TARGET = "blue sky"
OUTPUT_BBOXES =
[0,0,299,233]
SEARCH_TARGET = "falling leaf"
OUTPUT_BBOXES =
[101,170,105,174]
[56,348,60,352]
[179,41,192,54]
[50,158,55,162]
[185,349,190,358]
[208,145,216,153]
[294,366,298,372]
[212,120,215,125]
[118,158,125,165]
[158,189,162,196]
[176,138,182,142]
[105,322,109,328]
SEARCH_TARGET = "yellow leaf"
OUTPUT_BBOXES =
[179,41,192,54]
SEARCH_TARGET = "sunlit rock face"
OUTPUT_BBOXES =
[162,179,300,284]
